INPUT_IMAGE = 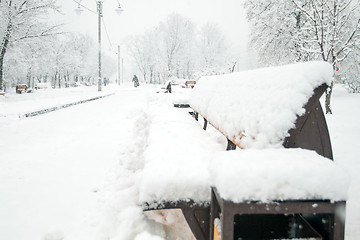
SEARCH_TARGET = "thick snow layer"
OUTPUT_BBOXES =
[190,61,333,149]
[0,85,167,240]
[211,148,349,202]
[0,83,359,240]
[170,87,192,104]
[140,84,349,204]
[138,95,223,204]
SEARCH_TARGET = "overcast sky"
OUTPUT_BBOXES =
[53,0,250,78]
[55,0,249,51]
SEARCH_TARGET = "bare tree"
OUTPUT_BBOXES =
[127,13,236,84]
[4,31,106,89]
[157,13,196,78]
[244,0,360,113]
[0,0,62,90]
[244,0,301,66]
[289,0,360,114]
[198,23,231,75]
[127,34,150,82]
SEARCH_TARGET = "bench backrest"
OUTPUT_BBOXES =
[16,85,27,89]
[283,83,332,159]
[190,61,333,159]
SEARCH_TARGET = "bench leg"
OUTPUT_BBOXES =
[181,205,210,240]
[333,214,345,240]
[221,210,234,240]
[226,139,236,150]
[203,118,208,130]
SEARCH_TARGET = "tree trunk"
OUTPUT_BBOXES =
[53,73,57,88]
[0,50,6,91]
[66,72,70,88]
[143,73,146,83]
[325,80,334,114]
[0,4,13,91]
[0,28,12,91]
[44,74,48,82]
[230,62,237,73]
[150,69,153,84]
[64,75,68,88]
[27,71,31,88]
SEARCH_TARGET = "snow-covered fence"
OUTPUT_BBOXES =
[141,62,348,240]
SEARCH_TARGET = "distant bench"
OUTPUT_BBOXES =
[16,84,28,94]
[141,62,347,240]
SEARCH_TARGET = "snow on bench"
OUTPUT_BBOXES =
[139,100,225,240]
[139,102,223,206]
[190,61,333,153]
[140,61,348,240]
[188,61,348,240]
[209,147,349,240]
[210,148,349,203]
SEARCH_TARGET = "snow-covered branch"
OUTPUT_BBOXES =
[16,24,65,41]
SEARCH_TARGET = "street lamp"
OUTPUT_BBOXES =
[75,4,83,15]
[75,1,124,91]
[115,4,124,15]
[108,43,122,85]
[117,45,121,85]
[97,1,103,91]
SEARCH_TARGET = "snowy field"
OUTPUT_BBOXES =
[0,84,359,240]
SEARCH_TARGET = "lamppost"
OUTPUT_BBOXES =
[97,1,103,91]
[107,43,122,85]
[75,1,123,91]
[117,45,121,85]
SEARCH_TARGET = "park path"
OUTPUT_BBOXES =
[0,87,166,240]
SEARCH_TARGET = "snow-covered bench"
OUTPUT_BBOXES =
[209,149,348,240]
[139,103,222,239]
[141,62,348,240]
[191,61,334,158]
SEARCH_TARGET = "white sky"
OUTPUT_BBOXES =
[56,0,249,52]
[53,0,250,79]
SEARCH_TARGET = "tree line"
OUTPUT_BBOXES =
[0,0,116,91]
[126,13,239,85]
[243,0,360,113]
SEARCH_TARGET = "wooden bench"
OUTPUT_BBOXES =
[16,84,28,94]
[193,83,332,158]
[185,80,196,88]
[142,62,347,240]
[35,82,51,90]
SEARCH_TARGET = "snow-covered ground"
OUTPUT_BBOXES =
[0,83,359,239]
[0,84,164,240]
[324,86,360,239]
[0,85,115,122]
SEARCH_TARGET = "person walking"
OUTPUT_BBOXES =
[132,75,139,88]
